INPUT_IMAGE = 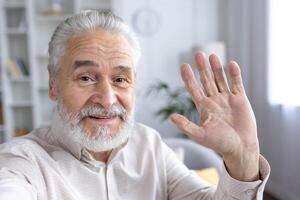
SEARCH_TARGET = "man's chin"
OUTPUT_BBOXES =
[80,121,123,139]
[76,129,130,152]
[71,118,134,152]
[81,125,110,138]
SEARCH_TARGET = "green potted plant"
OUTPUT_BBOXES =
[146,80,198,123]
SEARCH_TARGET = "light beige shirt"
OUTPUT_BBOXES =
[0,121,270,200]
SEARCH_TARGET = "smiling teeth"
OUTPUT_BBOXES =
[90,115,114,119]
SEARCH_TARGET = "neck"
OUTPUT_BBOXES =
[89,150,113,163]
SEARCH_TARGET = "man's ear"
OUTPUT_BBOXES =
[48,66,58,101]
[49,77,57,101]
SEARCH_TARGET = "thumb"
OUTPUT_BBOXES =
[170,113,205,142]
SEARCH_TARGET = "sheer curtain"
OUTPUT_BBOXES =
[268,0,300,106]
[268,3,300,198]
[223,0,300,199]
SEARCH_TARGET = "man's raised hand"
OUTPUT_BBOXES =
[170,52,260,181]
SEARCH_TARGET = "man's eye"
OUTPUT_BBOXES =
[79,76,93,82]
[115,78,126,83]
[113,77,131,88]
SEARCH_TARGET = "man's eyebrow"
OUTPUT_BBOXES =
[72,60,99,70]
[113,65,133,74]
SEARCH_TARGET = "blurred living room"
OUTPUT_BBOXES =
[0,0,299,199]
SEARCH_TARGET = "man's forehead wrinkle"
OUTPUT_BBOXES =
[64,31,135,70]
[67,39,132,59]
[69,47,133,63]
[68,34,127,51]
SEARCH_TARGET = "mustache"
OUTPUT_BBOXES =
[78,103,127,121]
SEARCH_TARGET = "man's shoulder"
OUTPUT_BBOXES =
[0,128,53,188]
[0,127,52,158]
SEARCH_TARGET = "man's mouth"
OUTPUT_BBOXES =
[86,115,118,124]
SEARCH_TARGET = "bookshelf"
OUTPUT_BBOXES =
[0,0,32,142]
[0,25,3,143]
[0,0,113,142]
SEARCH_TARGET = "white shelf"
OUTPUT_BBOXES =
[3,1,26,8]
[6,28,28,35]
[10,101,32,108]
[9,76,31,83]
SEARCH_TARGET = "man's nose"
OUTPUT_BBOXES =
[90,79,116,109]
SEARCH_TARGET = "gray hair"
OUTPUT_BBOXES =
[48,10,141,82]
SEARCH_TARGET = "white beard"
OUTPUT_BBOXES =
[54,101,135,152]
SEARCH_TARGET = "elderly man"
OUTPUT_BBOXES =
[0,10,269,199]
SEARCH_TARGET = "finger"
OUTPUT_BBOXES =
[209,54,230,93]
[228,61,245,94]
[195,52,219,96]
[180,63,205,107]
[170,113,205,142]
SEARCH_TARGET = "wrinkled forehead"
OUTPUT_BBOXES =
[63,29,135,67]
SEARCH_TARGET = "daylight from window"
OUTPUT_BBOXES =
[268,0,300,106]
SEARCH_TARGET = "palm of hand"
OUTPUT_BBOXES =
[170,52,260,181]
[198,92,257,156]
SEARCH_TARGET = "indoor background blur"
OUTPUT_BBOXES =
[0,0,299,199]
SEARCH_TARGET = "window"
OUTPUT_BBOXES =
[268,0,300,106]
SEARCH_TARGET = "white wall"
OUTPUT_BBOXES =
[3,2,298,198]
[221,0,300,199]
[113,0,220,137]
[114,0,300,199]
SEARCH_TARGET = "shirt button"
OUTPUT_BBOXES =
[245,189,255,196]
